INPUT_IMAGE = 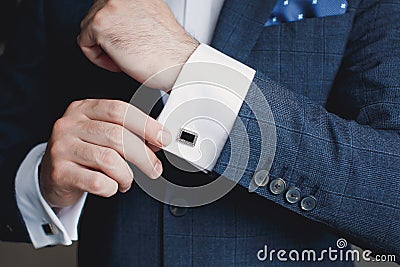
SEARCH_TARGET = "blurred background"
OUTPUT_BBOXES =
[0,0,18,45]
[0,1,397,266]
[0,0,77,266]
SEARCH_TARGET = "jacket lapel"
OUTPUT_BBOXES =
[211,0,276,64]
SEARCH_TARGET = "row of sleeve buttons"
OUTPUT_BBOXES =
[252,170,317,211]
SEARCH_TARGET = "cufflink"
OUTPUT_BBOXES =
[42,223,56,235]
[177,128,198,147]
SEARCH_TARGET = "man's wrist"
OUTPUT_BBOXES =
[176,35,200,65]
[159,36,200,91]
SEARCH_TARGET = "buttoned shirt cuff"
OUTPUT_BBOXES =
[15,143,87,248]
[157,44,255,171]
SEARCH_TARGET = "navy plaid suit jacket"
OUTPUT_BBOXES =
[0,0,399,266]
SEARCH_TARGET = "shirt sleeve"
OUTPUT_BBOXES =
[157,44,255,171]
[14,143,87,248]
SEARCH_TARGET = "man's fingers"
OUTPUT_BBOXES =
[81,45,121,72]
[78,2,122,73]
[62,99,168,179]
[122,128,164,179]
[79,121,163,179]
[124,104,173,147]
[75,121,162,179]
[78,120,125,152]
[147,141,162,153]
[77,35,121,72]
[78,119,161,161]
[72,99,172,148]
[69,141,133,192]
[65,162,120,198]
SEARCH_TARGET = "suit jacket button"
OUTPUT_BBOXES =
[301,196,317,211]
[169,205,188,217]
[269,178,286,195]
[253,170,270,187]
[285,187,301,204]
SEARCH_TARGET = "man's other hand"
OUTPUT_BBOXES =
[77,0,199,91]
[40,99,172,208]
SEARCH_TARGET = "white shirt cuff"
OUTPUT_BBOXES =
[157,44,255,171]
[15,143,87,248]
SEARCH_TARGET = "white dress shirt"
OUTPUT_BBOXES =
[15,0,255,248]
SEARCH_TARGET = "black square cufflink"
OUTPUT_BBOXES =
[42,223,56,235]
[177,128,198,147]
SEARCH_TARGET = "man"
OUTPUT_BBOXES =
[1,0,399,266]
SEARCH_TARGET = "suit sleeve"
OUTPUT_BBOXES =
[0,0,50,242]
[213,0,400,258]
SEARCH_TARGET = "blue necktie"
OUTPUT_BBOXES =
[265,0,348,26]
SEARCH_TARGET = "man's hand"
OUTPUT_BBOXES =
[40,99,172,208]
[77,0,199,91]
